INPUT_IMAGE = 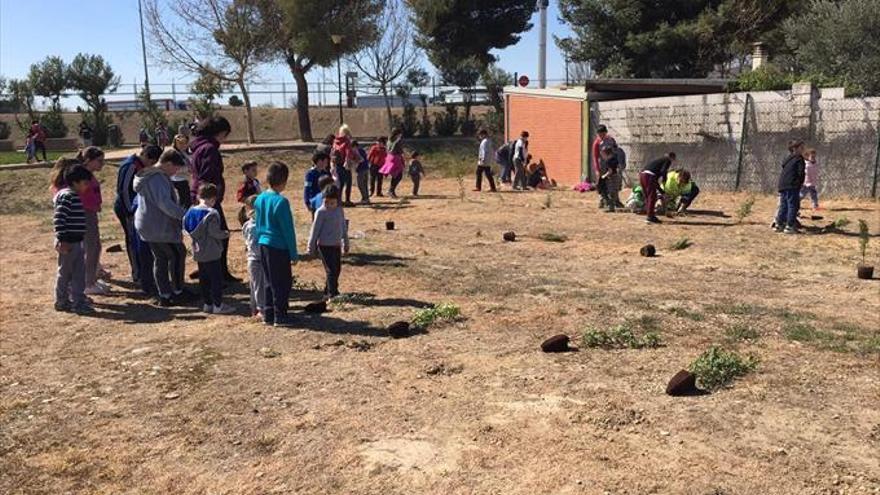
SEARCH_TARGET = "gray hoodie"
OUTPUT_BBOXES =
[133,167,187,243]
[183,205,229,262]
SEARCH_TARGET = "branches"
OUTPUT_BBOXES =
[349,0,421,94]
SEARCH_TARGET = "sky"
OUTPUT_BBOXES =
[0,0,574,108]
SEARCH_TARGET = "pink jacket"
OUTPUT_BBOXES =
[379,153,405,177]
[804,159,819,188]
[79,177,102,213]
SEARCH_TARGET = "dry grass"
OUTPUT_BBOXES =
[1,148,879,494]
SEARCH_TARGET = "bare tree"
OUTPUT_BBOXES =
[145,0,272,143]
[349,0,421,131]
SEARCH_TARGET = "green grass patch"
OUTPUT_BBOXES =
[784,320,879,355]
[582,324,661,349]
[538,232,568,243]
[725,323,760,342]
[668,306,705,321]
[669,237,692,251]
[688,346,758,390]
[0,150,66,166]
[412,303,461,329]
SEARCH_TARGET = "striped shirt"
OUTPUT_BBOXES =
[53,188,86,243]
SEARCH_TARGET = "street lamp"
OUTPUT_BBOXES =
[331,34,345,126]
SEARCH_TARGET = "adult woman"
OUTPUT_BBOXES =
[189,116,238,281]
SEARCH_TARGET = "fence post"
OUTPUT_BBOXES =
[282,81,287,109]
[734,94,752,192]
[872,121,880,198]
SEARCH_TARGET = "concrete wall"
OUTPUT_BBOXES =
[593,84,880,196]
[0,106,490,146]
[505,93,585,185]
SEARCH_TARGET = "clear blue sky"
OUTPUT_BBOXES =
[0,0,574,107]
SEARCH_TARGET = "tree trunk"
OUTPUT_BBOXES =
[381,84,394,133]
[238,79,256,144]
[291,65,313,142]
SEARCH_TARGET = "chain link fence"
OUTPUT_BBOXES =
[593,90,880,198]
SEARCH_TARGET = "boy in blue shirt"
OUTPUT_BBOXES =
[304,151,330,217]
[309,175,336,214]
[255,161,298,327]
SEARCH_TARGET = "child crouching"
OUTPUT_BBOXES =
[241,195,267,319]
[184,184,235,314]
[307,184,349,299]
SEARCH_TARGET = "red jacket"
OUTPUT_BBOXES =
[367,144,387,166]
[30,124,47,142]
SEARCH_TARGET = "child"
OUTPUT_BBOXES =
[367,136,387,197]
[171,134,192,208]
[307,184,349,299]
[236,160,262,203]
[775,140,806,234]
[801,148,820,210]
[598,146,620,212]
[304,151,331,217]
[183,183,235,314]
[77,147,111,296]
[625,185,645,213]
[353,140,371,204]
[409,151,425,196]
[241,195,267,319]
[255,162,298,327]
[639,152,677,224]
[53,164,95,314]
[333,124,355,205]
[379,139,405,198]
[475,129,497,192]
[662,169,698,215]
[310,175,336,213]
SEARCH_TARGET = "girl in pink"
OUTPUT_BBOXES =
[379,138,405,198]
[77,147,111,295]
[801,148,820,210]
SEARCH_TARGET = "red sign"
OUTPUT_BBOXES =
[518,75,530,87]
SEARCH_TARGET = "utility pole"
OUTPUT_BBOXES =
[538,0,549,89]
[138,0,151,99]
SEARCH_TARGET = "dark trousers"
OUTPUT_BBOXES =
[475,165,496,191]
[34,141,47,161]
[259,245,291,320]
[500,161,513,183]
[215,204,232,278]
[680,184,700,208]
[197,259,223,306]
[115,211,139,283]
[370,165,383,196]
[149,242,186,297]
[411,174,422,196]
[640,172,659,219]
[319,245,342,298]
[776,189,800,229]
[389,173,403,196]
[134,233,156,295]
[173,180,192,208]
[336,166,352,203]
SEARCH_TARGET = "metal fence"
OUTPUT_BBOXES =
[592,91,880,198]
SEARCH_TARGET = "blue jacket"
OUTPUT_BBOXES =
[114,154,143,217]
[304,167,329,208]
[356,147,369,173]
[255,190,297,260]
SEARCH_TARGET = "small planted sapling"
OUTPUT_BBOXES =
[857,219,874,280]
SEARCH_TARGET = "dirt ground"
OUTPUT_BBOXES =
[1,150,879,495]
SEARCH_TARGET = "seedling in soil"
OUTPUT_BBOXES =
[669,237,692,251]
[725,324,760,342]
[856,220,873,280]
[735,195,756,223]
[582,324,661,349]
[542,193,552,209]
[412,303,461,329]
[688,346,757,390]
[457,175,466,201]
[833,217,851,229]
[539,232,568,243]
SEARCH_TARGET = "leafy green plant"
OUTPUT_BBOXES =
[735,195,756,223]
[688,346,758,390]
[834,217,851,229]
[858,219,870,264]
[582,324,661,349]
[539,232,568,243]
[669,237,692,250]
[735,64,794,92]
[412,303,461,329]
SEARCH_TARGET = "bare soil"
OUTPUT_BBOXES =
[1,152,879,495]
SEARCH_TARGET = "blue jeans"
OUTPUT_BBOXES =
[499,161,513,182]
[776,189,800,229]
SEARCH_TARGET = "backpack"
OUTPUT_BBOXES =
[494,141,514,165]
[614,146,627,170]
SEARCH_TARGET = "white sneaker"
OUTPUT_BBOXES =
[203,304,213,314]
[213,303,236,315]
[95,280,112,291]
[84,284,110,296]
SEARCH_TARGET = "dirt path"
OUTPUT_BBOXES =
[1,159,878,494]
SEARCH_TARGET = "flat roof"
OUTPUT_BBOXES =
[584,78,733,97]
[503,86,587,100]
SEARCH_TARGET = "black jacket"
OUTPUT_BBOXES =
[642,157,672,183]
[777,153,806,192]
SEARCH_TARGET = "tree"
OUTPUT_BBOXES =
[189,67,230,119]
[227,95,244,107]
[7,79,36,133]
[481,64,511,134]
[349,0,421,132]
[438,55,482,124]
[146,0,274,143]
[67,54,120,146]
[262,0,383,141]
[28,56,67,111]
[783,0,880,95]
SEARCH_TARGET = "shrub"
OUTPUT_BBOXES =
[459,118,477,137]
[735,195,756,223]
[834,217,851,229]
[735,65,794,92]
[582,324,661,349]
[40,108,68,138]
[688,346,757,390]
[482,108,504,135]
[433,105,460,136]
[412,303,461,329]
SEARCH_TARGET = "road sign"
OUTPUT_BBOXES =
[518,75,529,87]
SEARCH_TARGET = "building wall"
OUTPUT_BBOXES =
[506,94,585,185]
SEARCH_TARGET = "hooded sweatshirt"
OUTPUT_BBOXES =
[189,135,225,204]
[777,153,806,192]
[183,204,229,262]
[133,167,187,243]
[114,154,146,217]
